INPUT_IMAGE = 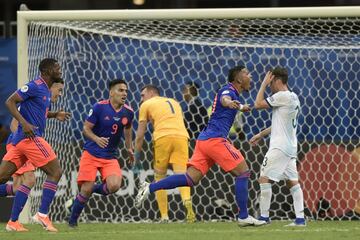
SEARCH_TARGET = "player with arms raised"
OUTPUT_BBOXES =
[136,66,266,227]
[68,79,134,227]
[251,67,305,226]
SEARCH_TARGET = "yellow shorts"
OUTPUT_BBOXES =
[153,136,188,173]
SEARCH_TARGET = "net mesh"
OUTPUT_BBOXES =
[26,16,360,222]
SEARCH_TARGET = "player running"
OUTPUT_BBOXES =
[2,80,70,232]
[136,66,266,227]
[68,79,134,227]
[0,58,65,232]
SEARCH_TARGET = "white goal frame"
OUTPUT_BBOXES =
[15,6,360,223]
[17,6,360,87]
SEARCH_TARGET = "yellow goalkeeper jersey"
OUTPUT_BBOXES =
[139,96,189,141]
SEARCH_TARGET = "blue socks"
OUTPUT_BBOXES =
[10,184,31,221]
[92,183,110,195]
[235,171,250,219]
[149,173,194,193]
[69,183,111,225]
[0,184,14,197]
[69,193,89,225]
[39,180,58,215]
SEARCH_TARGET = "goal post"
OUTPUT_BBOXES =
[17,6,360,86]
[17,7,360,223]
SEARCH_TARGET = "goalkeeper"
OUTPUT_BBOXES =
[134,85,195,223]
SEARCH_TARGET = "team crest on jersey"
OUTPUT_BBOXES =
[113,117,120,121]
[20,85,29,93]
[104,116,110,120]
[121,117,128,125]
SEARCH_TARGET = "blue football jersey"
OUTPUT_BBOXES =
[6,133,13,145]
[83,100,134,159]
[198,83,241,140]
[12,77,51,145]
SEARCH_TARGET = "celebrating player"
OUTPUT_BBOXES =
[0,58,65,232]
[1,80,70,232]
[134,85,195,223]
[68,79,134,227]
[136,66,266,227]
[251,67,305,226]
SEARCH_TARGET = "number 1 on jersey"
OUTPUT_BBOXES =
[166,100,175,114]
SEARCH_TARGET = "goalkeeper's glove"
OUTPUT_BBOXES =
[131,150,143,175]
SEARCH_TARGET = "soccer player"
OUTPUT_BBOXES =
[68,79,134,227]
[134,85,195,223]
[0,58,65,232]
[1,81,70,232]
[136,66,266,227]
[251,67,306,226]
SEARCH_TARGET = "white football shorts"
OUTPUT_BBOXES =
[260,148,299,182]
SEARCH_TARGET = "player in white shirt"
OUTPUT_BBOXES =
[251,67,305,226]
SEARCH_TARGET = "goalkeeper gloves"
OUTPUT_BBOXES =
[131,151,143,175]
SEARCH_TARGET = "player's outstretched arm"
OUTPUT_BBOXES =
[221,95,251,112]
[249,127,271,146]
[83,120,108,148]
[6,93,37,138]
[221,96,240,109]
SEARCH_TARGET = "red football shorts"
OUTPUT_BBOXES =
[187,138,245,175]
[77,150,122,184]
[13,162,36,176]
[7,144,36,176]
[3,137,56,169]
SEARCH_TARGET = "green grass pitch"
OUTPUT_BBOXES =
[0,221,359,240]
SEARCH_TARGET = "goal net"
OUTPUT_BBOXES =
[20,8,359,222]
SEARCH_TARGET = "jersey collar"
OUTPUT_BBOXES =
[38,76,50,90]
[109,99,123,113]
[229,83,240,95]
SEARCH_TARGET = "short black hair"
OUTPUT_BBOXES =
[185,81,199,97]
[39,58,58,73]
[228,66,246,82]
[141,84,160,95]
[271,67,288,84]
[109,79,127,89]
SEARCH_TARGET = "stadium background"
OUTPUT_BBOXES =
[0,0,359,223]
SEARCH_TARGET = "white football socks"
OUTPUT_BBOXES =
[260,183,272,218]
[290,184,305,219]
